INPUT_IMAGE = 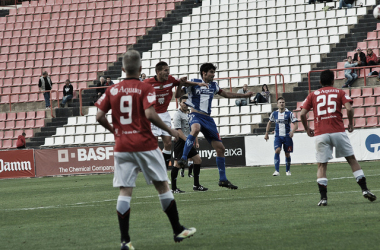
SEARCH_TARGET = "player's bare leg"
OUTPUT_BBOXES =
[285,152,291,176]
[317,163,328,206]
[171,161,185,193]
[346,155,377,202]
[118,187,134,249]
[212,140,238,189]
[153,181,196,242]
[178,123,200,168]
[192,154,208,191]
[273,147,281,176]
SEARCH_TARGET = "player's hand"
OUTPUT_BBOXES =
[179,77,187,84]
[245,91,254,97]
[169,129,179,141]
[264,133,269,141]
[195,143,199,148]
[306,127,314,137]
[289,131,294,138]
[348,124,354,133]
[198,82,209,88]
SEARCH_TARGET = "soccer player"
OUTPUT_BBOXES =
[144,62,207,170]
[176,63,254,189]
[264,97,298,176]
[300,69,376,206]
[171,95,208,193]
[95,50,196,250]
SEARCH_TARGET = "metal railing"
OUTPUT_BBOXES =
[308,65,376,93]
[0,90,59,118]
[215,73,285,100]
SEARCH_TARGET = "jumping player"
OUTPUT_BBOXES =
[95,50,196,249]
[144,62,207,170]
[176,63,254,189]
[264,97,298,176]
[300,69,376,206]
[171,95,208,193]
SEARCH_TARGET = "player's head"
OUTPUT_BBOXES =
[200,63,216,83]
[179,96,188,112]
[320,69,334,87]
[262,84,268,92]
[277,97,285,109]
[122,50,142,77]
[155,61,170,82]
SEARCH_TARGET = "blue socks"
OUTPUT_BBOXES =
[216,157,227,181]
[274,153,280,172]
[286,157,291,172]
[181,134,195,161]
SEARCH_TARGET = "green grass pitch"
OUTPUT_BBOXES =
[0,162,379,250]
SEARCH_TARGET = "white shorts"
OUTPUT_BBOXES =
[151,112,172,137]
[315,132,354,163]
[113,148,168,187]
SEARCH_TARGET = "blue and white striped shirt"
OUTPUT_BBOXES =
[184,78,222,115]
[269,109,298,137]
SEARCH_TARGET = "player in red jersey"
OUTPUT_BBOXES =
[95,50,196,250]
[300,69,376,206]
[144,61,207,170]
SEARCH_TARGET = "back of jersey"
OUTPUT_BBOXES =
[95,78,158,152]
[301,86,352,136]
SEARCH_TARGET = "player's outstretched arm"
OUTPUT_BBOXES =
[174,83,186,98]
[180,77,209,88]
[300,109,314,137]
[145,106,179,140]
[96,110,115,134]
[219,90,254,99]
[345,102,354,132]
[264,121,271,141]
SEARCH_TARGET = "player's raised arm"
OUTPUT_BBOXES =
[175,83,186,98]
[180,77,209,88]
[219,90,254,99]
[145,106,179,141]
[345,102,355,133]
[96,110,115,134]
[264,120,271,141]
[300,108,313,137]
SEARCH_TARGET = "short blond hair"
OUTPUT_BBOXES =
[123,50,141,75]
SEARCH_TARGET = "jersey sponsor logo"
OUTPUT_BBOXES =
[96,93,106,104]
[345,94,352,100]
[110,87,118,96]
[158,97,165,104]
[147,92,156,103]
[365,134,380,153]
[58,147,114,162]
[314,90,320,95]
[0,159,32,173]
[198,148,243,159]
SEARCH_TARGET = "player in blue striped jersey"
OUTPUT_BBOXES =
[264,97,298,176]
[175,63,254,189]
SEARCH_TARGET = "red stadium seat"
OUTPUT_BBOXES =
[2,140,12,148]
[363,97,375,106]
[352,98,363,107]
[354,108,364,117]
[365,107,376,117]
[376,96,380,105]
[16,112,26,120]
[0,131,3,139]
[365,117,378,127]
[354,118,366,128]
[0,113,6,121]
[350,88,361,98]
[25,129,34,138]
[4,130,13,139]
[26,111,36,119]
[35,119,45,128]
[36,111,46,119]
[373,87,380,96]
[362,88,373,97]
[25,120,35,128]
[15,120,25,129]
[7,112,16,120]
[5,121,15,129]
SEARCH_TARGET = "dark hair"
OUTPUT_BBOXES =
[22,132,26,136]
[277,97,285,102]
[106,76,111,79]
[320,69,334,87]
[200,63,216,77]
[179,96,188,103]
[262,84,268,92]
[347,56,352,59]
[155,61,168,72]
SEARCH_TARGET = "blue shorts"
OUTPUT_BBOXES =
[274,136,293,153]
[188,112,221,144]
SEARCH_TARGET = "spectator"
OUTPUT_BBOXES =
[343,56,358,88]
[235,84,249,106]
[353,48,366,67]
[96,76,107,97]
[140,73,146,81]
[106,76,114,86]
[253,84,271,104]
[38,71,54,109]
[61,79,73,107]
[366,48,377,66]
[16,132,26,149]
[338,0,354,9]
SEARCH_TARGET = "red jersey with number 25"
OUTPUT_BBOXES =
[95,78,158,152]
[301,86,353,136]
[143,75,180,114]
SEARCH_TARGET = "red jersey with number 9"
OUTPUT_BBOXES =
[95,78,158,152]
[301,86,353,136]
